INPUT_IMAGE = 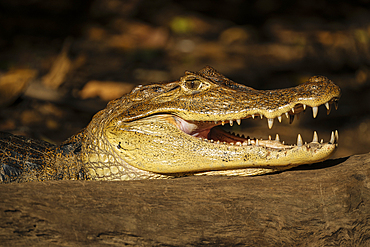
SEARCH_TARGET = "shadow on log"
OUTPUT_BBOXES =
[1,153,370,246]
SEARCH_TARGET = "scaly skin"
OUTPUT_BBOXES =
[0,66,341,183]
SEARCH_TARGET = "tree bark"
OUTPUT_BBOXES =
[1,153,370,246]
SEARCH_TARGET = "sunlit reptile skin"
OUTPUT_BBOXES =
[0,66,341,183]
[0,132,83,182]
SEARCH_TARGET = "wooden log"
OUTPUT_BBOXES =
[1,153,370,246]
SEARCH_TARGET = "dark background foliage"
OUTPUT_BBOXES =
[0,0,370,158]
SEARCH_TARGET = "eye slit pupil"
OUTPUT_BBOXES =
[186,79,201,90]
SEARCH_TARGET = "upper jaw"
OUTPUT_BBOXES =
[167,92,340,151]
[173,93,339,131]
[177,75,341,129]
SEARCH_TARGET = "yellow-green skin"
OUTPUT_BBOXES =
[81,66,340,180]
[0,66,341,182]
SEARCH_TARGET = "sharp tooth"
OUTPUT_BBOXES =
[229,120,233,126]
[236,141,241,146]
[236,119,241,125]
[216,140,220,144]
[320,139,324,143]
[260,114,263,119]
[221,121,225,125]
[312,131,318,143]
[267,118,274,129]
[334,101,338,110]
[312,106,318,118]
[251,114,255,119]
[278,115,282,122]
[329,131,335,144]
[289,114,294,124]
[275,134,280,142]
[303,104,306,110]
[326,103,331,115]
[327,105,331,115]
[285,112,289,118]
[335,130,339,142]
[210,139,214,143]
[248,139,251,145]
[291,108,295,113]
[297,134,303,146]
[256,139,259,146]
[268,135,272,140]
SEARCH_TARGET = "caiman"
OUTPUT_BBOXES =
[0,66,341,183]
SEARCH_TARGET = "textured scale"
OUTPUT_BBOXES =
[0,66,341,183]
[0,132,56,182]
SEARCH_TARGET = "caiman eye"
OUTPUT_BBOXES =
[185,78,202,90]
[182,76,211,93]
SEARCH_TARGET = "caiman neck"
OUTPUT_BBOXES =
[80,109,172,180]
[55,131,86,180]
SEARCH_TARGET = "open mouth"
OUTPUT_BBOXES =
[174,97,340,150]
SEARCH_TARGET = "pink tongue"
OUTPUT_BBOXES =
[174,116,216,138]
[173,115,247,142]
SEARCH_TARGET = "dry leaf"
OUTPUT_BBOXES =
[0,69,38,107]
[80,81,135,101]
[42,40,73,89]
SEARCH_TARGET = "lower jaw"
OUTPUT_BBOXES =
[200,126,338,150]
[205,126,290,149]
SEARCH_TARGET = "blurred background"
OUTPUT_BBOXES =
[0,0,369,159]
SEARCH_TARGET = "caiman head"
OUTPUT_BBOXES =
[83,66,341,180]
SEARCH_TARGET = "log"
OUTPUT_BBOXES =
[1,153,370,246]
